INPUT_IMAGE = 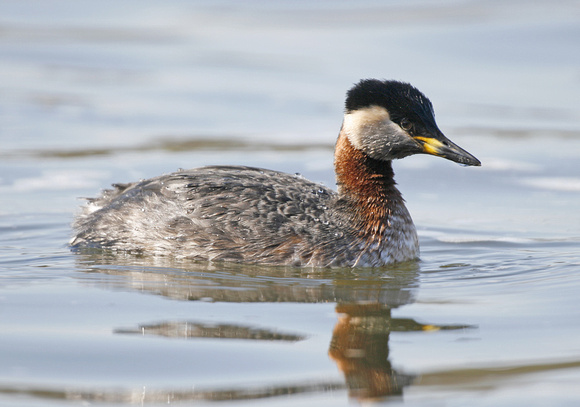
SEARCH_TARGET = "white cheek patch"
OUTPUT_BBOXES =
[342,105,391,150]
[342,105,411,160]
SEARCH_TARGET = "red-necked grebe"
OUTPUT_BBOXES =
[71,79,480,267]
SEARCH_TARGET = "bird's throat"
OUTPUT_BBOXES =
[334,130,402,242]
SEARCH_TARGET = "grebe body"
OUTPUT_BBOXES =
[71,79,480,267]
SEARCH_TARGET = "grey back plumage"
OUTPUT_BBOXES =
[72,166,375,266]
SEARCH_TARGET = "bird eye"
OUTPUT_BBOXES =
[400,118,413,131]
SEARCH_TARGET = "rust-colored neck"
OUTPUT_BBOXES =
[334,130,402,242]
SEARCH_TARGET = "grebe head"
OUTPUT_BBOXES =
[342,79,481,166]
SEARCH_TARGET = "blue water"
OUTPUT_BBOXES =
[1,1,580,406]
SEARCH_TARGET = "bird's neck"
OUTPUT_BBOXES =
[334,129,403,241]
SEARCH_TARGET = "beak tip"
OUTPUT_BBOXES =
[466,157,481,167]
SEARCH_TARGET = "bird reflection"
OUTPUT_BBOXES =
[69,251,472,403]
[330,303,412,399]
[329,303,470,400]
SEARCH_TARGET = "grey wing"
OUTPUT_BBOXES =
[71,166,341,264]
[169,166,341,263]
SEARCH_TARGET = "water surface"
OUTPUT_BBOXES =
[1,1,580,406]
